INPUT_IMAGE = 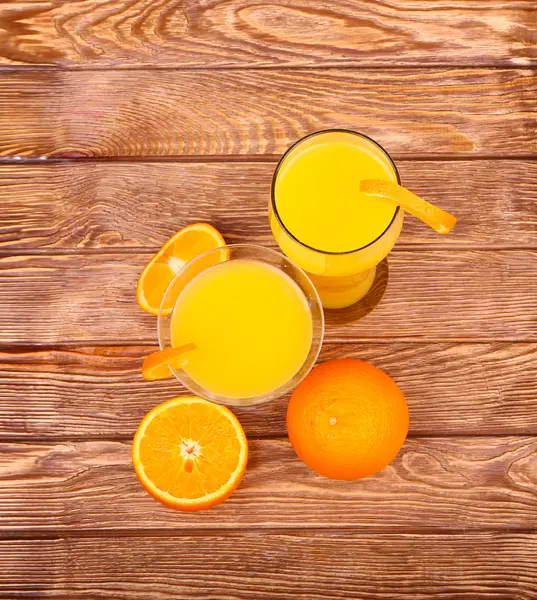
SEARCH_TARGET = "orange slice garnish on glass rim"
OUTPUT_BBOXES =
[132,396,248,511]
[360,180,456,234]
[142,344,196,381]
[136,223,225,316]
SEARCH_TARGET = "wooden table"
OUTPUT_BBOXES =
[1,1,536,598]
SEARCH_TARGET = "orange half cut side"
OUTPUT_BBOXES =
[132,396,248,511]
[137,223,225,316]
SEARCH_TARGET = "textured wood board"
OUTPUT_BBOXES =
[1,0,536,595]
[2,532,537,599]
[1,160,536,250]
[1,69,535,158]
[1,0,535,68]
[0,343,536,439]
[1,250,535,344]
[2,437,537,531]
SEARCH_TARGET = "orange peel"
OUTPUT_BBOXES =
[360,179,456,234]
[142,344,196,381]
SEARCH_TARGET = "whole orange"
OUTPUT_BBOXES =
[287,358,409,480]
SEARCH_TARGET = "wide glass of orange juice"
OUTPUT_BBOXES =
[270,129,404,309]
[158,245,324,406]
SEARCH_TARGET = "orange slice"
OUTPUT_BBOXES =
[137,223,225,316]
[142,344,196,381]
[360,179,457,234]
[132,396,248,511]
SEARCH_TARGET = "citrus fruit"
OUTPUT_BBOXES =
[141,344,196,381]
[136,223,225,316]
[132,396,248,511]
[286,358,409,480]
[360,179,456,234]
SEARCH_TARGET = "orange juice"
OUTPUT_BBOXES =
[170,259,313,399]
[270,130,404,308]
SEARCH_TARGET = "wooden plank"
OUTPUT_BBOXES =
[2,437,537,531]
[0,250,535,344]
[2,533,537,599]
[1,69,535,158]
[1,343,536,439]
[1,160,536,250]
[1,0,535,69]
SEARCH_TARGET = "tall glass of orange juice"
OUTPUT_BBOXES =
[158,245,324,406]
[270,129,404,309]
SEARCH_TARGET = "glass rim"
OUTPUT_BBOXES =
[270,128,402,256]
[157,243,325,407]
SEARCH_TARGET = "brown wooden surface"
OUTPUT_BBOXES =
[1,250,535,344]
[1,160,536,250]
[1,0,536,69]
[1,1,536,597]
[3,437,537,532]
[1,68,536,158]
[1,343,536,439]
[2,533,537,599]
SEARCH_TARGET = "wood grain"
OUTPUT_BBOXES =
[3,437,537,531]
[1,69,535,158]
[1,160,536,250]
[1,343,536,439]
[1,0,535,69]
[0,0,537,67]
[0,250,535,344]
[2,532,537,599]
[0,1,535,591]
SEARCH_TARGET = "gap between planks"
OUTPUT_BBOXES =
[0,245,533,257]
[0,63,536,74]
[1,338,536,352]
[4,526,537,541]
[2,339,535,352]
[0,433,533,444]
[2,154,537,164]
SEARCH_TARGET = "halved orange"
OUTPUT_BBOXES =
[132,396,248,511]
[137,223,225,316]
[360,179,457,234]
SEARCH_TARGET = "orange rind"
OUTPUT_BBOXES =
[142,344,196,381]
[361,179,456,234]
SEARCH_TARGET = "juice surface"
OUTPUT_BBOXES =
[274,131,398,253]
[171,259,313,399]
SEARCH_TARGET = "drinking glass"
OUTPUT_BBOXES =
[158,244,324,407]
[270,129,404,309]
